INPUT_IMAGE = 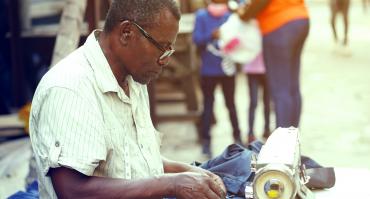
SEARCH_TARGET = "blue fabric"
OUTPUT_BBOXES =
[8,181,39,199]
[192,9,230,76]
[263,19,309,128]
[200,144,255,197]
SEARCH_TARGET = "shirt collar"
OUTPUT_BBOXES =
[83,30,120,93]
[127,75,141,97]
[83,30,142,98]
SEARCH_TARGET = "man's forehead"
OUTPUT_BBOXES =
[157,7,180,25]
[149,9,179,39]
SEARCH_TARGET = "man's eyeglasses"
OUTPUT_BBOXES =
[126,20,175,62]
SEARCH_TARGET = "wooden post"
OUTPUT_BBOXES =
[86,0,101,33]
[50,0,88,67]
[8,0,26,107]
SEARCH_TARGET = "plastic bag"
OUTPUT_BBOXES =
[219,13,262,64]
[206,43,236,76]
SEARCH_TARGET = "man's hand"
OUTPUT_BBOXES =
[172,172,226,199]
[162,157,227,198]
[187,166,227,195]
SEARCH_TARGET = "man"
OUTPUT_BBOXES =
[29,0,226,198]
[193,0,242,158]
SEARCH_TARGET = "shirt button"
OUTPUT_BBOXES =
[55,141,60,147]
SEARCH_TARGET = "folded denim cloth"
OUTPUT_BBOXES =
[200,144,255,196]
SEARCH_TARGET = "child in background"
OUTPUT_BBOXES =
[243,52,270,144]
[193,0,241,158]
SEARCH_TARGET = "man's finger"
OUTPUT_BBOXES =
[214,177,226,194]
[206,172,227,194]
[207,177,226,199]
[204,184,224,199]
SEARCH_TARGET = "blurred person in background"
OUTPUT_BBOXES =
[240,0,309,129]
[193,0,242,158]
[330,0,351,55]
[243,52,270,144]
[233,1,271,144]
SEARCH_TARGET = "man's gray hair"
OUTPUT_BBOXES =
[104,0,181,33]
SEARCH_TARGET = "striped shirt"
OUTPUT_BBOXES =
[29,30,164,198]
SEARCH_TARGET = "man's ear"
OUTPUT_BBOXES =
[118,20,132,46]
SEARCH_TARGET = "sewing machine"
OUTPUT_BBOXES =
[251,127,315,199]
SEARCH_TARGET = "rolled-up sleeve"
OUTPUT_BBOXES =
[34,86,107,176]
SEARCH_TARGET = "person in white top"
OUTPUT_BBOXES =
[29,0,226,198]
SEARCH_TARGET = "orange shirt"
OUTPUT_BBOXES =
[257,0,309,35]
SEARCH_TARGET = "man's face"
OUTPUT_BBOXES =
[122,9,179,85]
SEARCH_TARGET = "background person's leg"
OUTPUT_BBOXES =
[263,37,294,128]
[220,75,241,143]
[246,74,259,142]
[200,76,218,156]
[342,0,351,46]
[330,0,339,43]
[260,74,271,137]
[291,20,310,127]
[263,19,309,128]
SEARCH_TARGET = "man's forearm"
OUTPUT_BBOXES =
[50,167,175,199]
[162,156,194,173]
[78,175,175,199]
